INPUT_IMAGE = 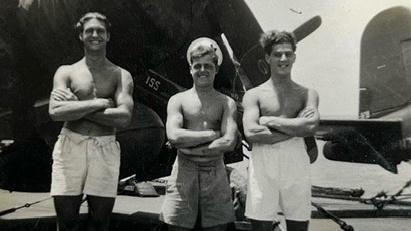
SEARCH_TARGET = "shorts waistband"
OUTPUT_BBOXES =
[59,128,116,146]
[253,137,305,149]
[176,154,225,171]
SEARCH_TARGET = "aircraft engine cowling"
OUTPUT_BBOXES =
[116,103,169,181]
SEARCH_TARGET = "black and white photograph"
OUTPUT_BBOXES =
[1,0,411,230]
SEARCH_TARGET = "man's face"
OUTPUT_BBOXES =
[79,18,110,51]
[190,54,218,88]
[265,43,296,75]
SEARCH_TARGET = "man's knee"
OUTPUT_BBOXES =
[168,225,191,231]
[203,223,228,231]
[285,220,309,231]
[88,204,112,230]
[56,213,81,231]
[250,219,274,231]
[87,196,115,230]
[53,195,83,231]
[88,214,110,231]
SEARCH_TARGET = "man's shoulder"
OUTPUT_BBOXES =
[105,61,131,77]
[57,59,86,72]
[169,90,191,102]
[292,82,318,96]
[243,84,266,98]
[54,63,78,78]
[215,91,236,104]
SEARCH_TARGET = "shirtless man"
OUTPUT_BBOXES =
[242,31,320,231]
[159,37,237,231]
[48,12,133,231]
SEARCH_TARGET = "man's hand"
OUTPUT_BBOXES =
[51,88,78,101]
[259,116,272,127]
[96,98,115,108]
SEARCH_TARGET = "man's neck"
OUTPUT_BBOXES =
[193,85,216,96]
[269,73,292,87]
[84,51,107,69]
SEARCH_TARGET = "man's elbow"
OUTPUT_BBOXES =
[49,108,66,121]
[301,122,319,137]
[244,131,259,144]
[226,139,237,152]
[116,113,132,128]
[166,132,181,145]
[221,136,237,151]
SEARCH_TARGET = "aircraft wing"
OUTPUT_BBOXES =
[316,118,404,173]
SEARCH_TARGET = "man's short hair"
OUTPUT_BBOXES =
[186,37,223,66]
[75,12,111,34]
[260,30,296,55]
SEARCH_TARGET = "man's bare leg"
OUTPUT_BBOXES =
[53,195,84,231]
[203,224,227,231]
[169,225,191,231]
[250,219,273,231]
[86,195,115,231]
[286,220,309,231]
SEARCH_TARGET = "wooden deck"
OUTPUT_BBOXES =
[1,189,411,230]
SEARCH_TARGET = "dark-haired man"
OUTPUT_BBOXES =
[242,31,319,231]
[160,37,237,231]
[48,12,134,231]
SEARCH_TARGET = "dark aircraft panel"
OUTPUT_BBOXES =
[318,119,403,173]
[360,6,411,117]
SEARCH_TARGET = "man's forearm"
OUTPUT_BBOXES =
[168,130,221,148]
[84,107,132,128]
[248,131,291,144]
[206,136,236,152]
[259,116,317,137]
[245,125,291,144]
[49,99,106,121]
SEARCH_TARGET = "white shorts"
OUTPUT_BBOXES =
[50,128,121,198]
[245,137,311,221]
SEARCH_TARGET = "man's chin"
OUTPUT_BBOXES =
[86,44,106,51]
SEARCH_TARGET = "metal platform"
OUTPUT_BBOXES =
[2,189,411,231]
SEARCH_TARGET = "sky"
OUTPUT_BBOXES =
[244,0,411,117]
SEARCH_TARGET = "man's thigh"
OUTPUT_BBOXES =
[168,225,191,231]
[203,224,227,231]
[250,219,275,231]
[86,195,115,221]
[285,220,309,231]
[53,195,84,229]
[53,195,84,216]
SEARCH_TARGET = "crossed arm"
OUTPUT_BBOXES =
[258,89,320,137]
[84,70,134,128]
[166,95,238,161]
[48,66,134,128]
[242,91,291,144]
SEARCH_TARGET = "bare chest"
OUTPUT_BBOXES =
[181,98,224,130]
[259,89,306,118]
[69,70,118,100]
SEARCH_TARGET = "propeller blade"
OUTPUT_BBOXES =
[293,15,322,42]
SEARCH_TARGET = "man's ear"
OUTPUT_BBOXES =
[79,33,84,41]
[265,54,270,63]
[107,33,110,42]
[215,65,219,74]
[189,65,194,76]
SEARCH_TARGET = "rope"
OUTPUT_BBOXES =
[0,196,52,216]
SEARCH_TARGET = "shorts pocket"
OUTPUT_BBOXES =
[52,135,67,159]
